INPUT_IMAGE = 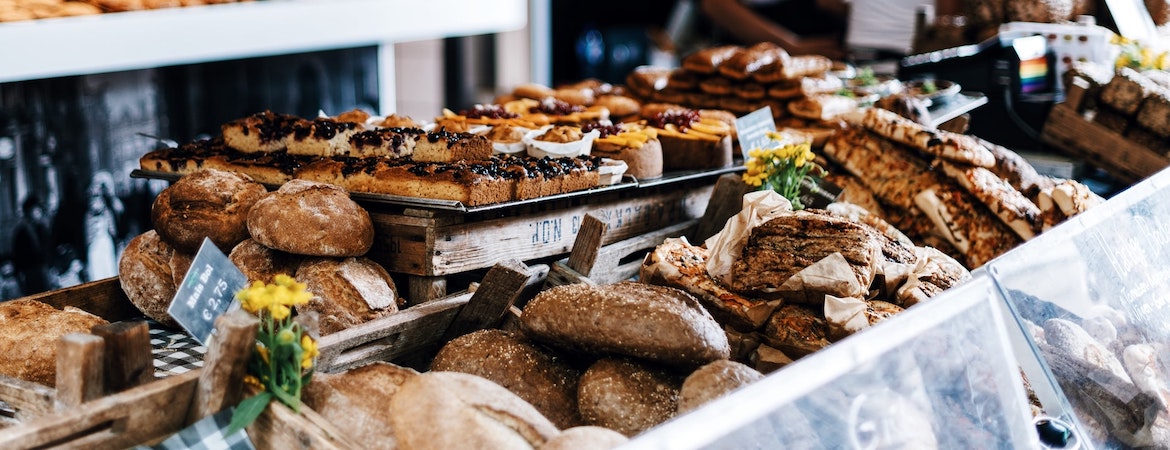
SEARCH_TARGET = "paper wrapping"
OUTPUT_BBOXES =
[824,294,869,341]
[705,190,792,285]
[776,252,868,304]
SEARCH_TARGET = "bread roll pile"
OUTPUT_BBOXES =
[119,169,401,334]
[1081,66,1170,157]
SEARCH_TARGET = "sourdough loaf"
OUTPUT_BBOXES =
[228,238,304,284]
[295,257,400,335]
[520,282,730,367]
[0,299,108,386]
[118,229,190,328]
[576,358,682,437]
[247,179,374,257]
[677,360,764,413]
[302,362,419,449]
[150,168,267,253]
[540,426,628,450]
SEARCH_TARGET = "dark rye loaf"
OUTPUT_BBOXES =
[520,281,730,367]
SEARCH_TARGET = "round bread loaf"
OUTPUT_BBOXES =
[229,238,304,284]
[520,281,730,367]
[390,371,560,450]
[677,360,763,414]
[295,257,400,335]
[302,362,419,449]
[118,230,191,328]
[540,426,629,450]
[247,179,374,257]
[0,300,109,387]
[432,329,582,429]
[151,169,267,253]
[577,358,682,437]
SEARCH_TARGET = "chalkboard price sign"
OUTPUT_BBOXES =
[167,238,248,345]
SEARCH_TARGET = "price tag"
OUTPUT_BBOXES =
[798,176,844,210]
[167,238,248,345]
[734,106,776,160]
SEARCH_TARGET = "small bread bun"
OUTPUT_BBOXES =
[246,179,374,257]
[0,300,108,387]
[541,426,629,450]
[521,281,731,367]
[295,257,400,335]
[677,360,763,413]
[118,230,191,328]
[228,238,303,284]
[431,329,582,429]
[390,371,561,450]
[594,95,641,118]
[151,169,267,253]
[577,358,682,436]
[514,83,557,100]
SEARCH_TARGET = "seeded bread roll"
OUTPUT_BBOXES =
[1136,89,1170,137]
[520,281,731,367]
[390,371,561,450]
[295,257,400,335]
[539,426,628,450]
[577,358,683,437]
[247,179,374,257]
[1100,68,1157,115]
[677,360,764,413]
[118,230,192,328]
[151,169,267,253]
[0,300,109,387]
[431,329,583,429]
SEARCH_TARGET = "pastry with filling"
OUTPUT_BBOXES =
[586,121,663,179]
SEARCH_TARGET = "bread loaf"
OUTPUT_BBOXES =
[539,426,628,450]
[0,300,108,386]
[390,371,561,450]
[118,230,191,328]
[302,362,419,449]
[577,358,682,436]
[228,238,304,284]
[295,257,400,335]
[247,179,374,257]
[151,168,267,253]
[521,282,730,367]
[762,304,831,359]
[677,360,764,413]
[431,329,583,429]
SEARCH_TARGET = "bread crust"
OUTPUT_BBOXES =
[247,179,374,257]
[118,230,186,327]
[0,300,108,386]
[677,360,763,413]
[576,358,682,436]
[520,281,730,367]
[295,257,400,335]
[151,168,267,253]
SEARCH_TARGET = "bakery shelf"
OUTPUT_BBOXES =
[0,0,526,83]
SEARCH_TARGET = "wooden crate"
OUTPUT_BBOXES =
[363,175,718,300]
[1041,78,1170,184]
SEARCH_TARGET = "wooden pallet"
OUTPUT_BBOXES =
[365,173,719,302]
[1041,77,1170,185]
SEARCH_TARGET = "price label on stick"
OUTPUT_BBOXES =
[168,238,248,345]
[734,106,776,160]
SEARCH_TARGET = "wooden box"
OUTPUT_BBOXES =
[1042,78,1170,185]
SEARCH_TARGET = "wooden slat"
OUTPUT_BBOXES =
[248,397,361,450]
[0,376,54,421]
[187,310,258,423]
[407,275,448,305]
[54,333,104,410]
[442,259,533,341]
[566,213,608,277]
[30,277,141,323]
[0,370,200,450]
[1041,103,1169,184]
[91,321,154,394]
[315,293,473,373]
[544,262,597,289]
[587,219,698,285]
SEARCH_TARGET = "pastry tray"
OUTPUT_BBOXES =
[131,165,743,214]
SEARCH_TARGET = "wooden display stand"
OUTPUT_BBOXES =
[364,173,721,303]
[1041,78,1170,185]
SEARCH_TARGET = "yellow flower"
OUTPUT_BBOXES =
[300,335,318,370]
[255,344,270,365]
[243,375,264,391]
[277,328,297,345]
[269,303,292,321]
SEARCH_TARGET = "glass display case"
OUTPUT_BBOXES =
[988,168,1170,449]
[626,274,1043,449]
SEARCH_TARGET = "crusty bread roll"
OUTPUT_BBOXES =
[118,230,192,328]
[539,426,629,450]
[431,329,582,429]
[295,257,400,335]
[228,238,303,284]
[390,371,561,450]
[677,360,764,414]
[0,300,108,386]
[247,179,374,257]
[151,168,267,253]
[577,358,682,437]
[521,282,730,367]
[302,362,419,449]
